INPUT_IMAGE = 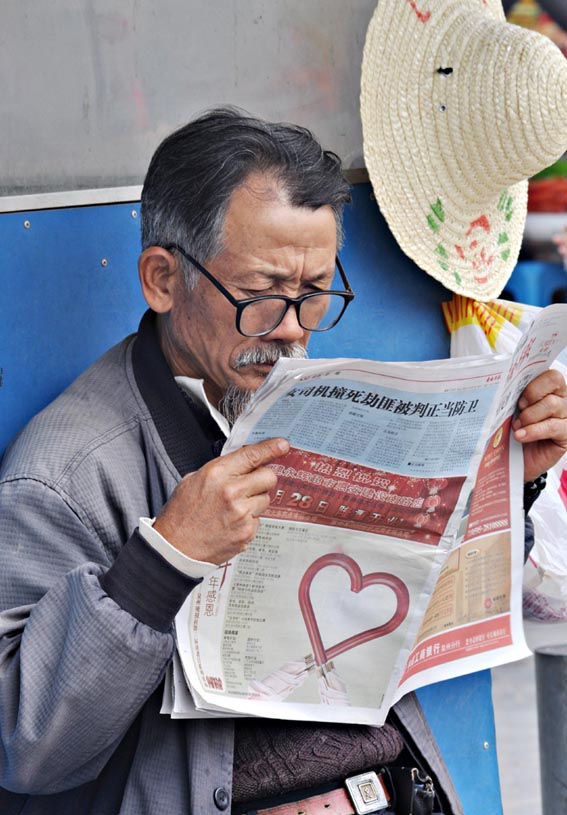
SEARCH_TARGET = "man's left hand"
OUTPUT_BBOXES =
[513,368,567,482]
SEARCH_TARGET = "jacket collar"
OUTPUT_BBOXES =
[132,309,224,477]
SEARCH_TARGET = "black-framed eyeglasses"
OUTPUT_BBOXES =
[166,243,355,338]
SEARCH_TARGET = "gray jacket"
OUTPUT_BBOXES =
[0,311,461,814]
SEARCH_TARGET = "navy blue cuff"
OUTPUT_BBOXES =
[523,473,547,515]
[524,515,535,564]
[99,529,201,632]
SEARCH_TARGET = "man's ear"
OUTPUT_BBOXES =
[138,247,178,313]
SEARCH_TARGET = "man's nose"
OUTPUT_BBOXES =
[265,303,305,343]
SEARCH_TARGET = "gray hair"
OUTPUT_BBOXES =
[140,106,351,289]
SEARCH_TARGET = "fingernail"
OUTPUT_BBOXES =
[515,427,526,439]
[276,439,290,453]
[518,398,528,410]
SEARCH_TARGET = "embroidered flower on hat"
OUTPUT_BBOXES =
[456,216,496,286]
[406,0,431,23]
[426,193,515,289]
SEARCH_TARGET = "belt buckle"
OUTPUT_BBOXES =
[345,771,389,814]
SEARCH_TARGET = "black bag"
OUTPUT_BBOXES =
[383,766,437,815]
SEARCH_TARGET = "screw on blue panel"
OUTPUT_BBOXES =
[101,258,108,267]
[131,210,138,219]
[24,220,30,229]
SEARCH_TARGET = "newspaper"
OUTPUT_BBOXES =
[166,304,567,726]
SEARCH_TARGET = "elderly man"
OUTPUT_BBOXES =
[0,107,566,815]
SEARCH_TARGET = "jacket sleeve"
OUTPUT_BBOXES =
[0,476,199,795]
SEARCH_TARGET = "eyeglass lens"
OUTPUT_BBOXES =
[239,293,347,336]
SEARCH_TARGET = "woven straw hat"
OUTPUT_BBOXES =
[360,0,567,300]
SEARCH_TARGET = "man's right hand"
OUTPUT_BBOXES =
[153,437,290,564]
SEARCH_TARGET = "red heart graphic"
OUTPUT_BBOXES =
[298,553,410,667]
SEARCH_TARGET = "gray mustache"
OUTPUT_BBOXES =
[232,344,307,370]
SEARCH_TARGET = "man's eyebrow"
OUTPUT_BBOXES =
[307,269,335,285]
[243,266,335,284]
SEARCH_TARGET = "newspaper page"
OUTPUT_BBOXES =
[172,304,567,726]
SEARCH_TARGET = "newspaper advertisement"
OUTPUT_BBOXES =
[169,304,567,726]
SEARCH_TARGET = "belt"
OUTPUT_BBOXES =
[239,766,439,815]
[252,771,391,815]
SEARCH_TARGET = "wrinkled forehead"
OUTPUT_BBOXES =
[219,178,338,269]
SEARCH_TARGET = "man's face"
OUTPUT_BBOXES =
[162,174,338,409]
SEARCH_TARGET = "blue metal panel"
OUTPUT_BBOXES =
[0,203,146,456]
[311,185,451,362]
[0,184,502,813]
[418,672,502,815]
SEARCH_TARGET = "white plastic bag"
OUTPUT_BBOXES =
[443,295,567,621]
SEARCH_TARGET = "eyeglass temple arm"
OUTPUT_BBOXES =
[165,243,241,306]
[336,256,355,297]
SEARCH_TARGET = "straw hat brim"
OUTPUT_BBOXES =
[361,0,536,300]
